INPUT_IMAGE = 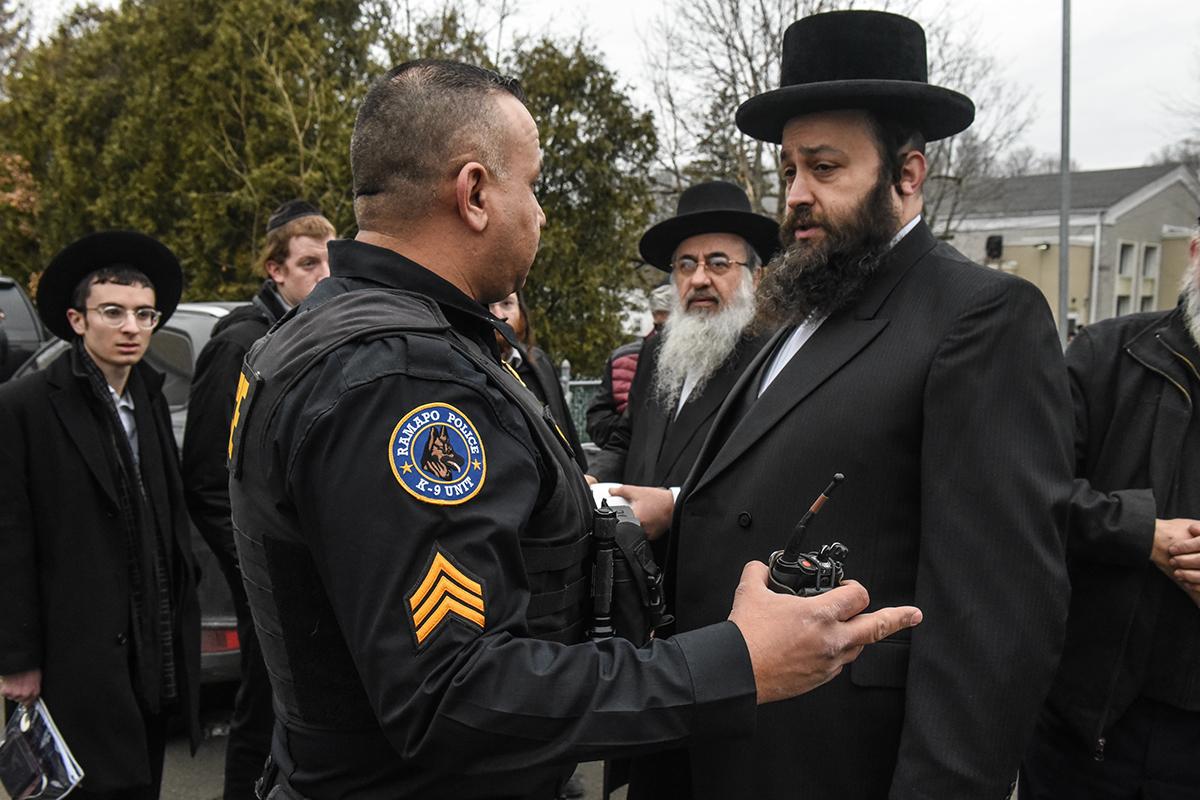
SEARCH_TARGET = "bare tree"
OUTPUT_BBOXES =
[1148,50,1200,177]
[0,0,29,99]
[644,0,1033,235]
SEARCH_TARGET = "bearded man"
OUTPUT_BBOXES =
[1020,220,1200,799]
[586,181,776,541]
[651,11,1074,799]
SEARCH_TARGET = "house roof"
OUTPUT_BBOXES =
[957,163,1183,217]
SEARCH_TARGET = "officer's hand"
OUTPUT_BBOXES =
[0,668,42,705]
[609,484,673,540]
[584,474,599,486]
[728,562,922,705]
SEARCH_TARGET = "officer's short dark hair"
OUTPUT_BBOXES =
[351,59,527,227]
[70,266,156,309]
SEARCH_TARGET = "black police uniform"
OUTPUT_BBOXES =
[227,239,756,799]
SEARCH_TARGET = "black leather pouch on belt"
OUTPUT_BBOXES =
[595,503,672,647]
[256,755,314,800]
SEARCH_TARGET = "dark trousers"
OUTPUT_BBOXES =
[224,603,276,800]
[71,709,167,800]
[1021,697,1200,799]
[626,747,692,800]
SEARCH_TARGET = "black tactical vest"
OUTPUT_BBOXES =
[228,289,594,728]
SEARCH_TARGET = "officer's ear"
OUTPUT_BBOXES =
[455,161,490,234]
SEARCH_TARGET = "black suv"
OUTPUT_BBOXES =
[0,274,51,382]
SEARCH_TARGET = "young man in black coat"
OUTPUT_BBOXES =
[0,231,200,799]
[181,200,333,800]
[1021,222,1200,799]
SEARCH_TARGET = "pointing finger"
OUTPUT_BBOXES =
[841,605,923,647]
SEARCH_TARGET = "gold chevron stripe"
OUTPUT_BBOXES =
[414,596,486,644]
[410,552,483,610]
[407,550,486,646]
[412,574,485,628]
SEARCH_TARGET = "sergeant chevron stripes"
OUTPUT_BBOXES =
[408,549,486,647]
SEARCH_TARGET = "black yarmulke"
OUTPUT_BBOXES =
[267,199,322,232]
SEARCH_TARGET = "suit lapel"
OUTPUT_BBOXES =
[655,335,763,482]
[685,220,938,496]
[692,315,887,491]
[628,338,670,478]
[676,326,785,502]
[47,358,120,506]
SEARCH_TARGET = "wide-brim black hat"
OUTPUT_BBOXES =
[639,180,779,271]
[37,231,183,341]
[736,11,975,144]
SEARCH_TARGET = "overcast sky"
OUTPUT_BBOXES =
[31,0,1200,171]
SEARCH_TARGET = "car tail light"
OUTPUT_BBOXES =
[201,627,240,654]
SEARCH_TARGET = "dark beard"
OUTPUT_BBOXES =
[754,172,901,330]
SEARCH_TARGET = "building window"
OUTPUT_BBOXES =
[1136,244,1160,312]
[1142,244,1160,280]
[1116,295,1132,316]
[1118,242,1136,276]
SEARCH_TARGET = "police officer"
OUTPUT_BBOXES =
[227,59,922,800]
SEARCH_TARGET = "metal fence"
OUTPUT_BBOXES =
[558,359,602,445]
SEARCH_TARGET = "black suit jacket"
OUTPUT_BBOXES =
[0,354,201,791]
[589,332,770,487]
[183,282,285,604]
[669,222,1073,799]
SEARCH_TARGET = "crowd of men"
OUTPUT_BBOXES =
[1,8,1199,800]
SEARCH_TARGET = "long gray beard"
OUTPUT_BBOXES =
[1183,267,1200,348]
[653,276,756,411]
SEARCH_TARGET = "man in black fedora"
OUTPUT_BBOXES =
[587,180,777,543]
[658,10,1074,799]
[182,199,334,800]
[0,231,201,798]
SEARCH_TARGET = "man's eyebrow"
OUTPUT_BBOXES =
[785,144,849,159]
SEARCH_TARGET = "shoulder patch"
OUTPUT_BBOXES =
[407,546,486,648]
[389,402,486,505]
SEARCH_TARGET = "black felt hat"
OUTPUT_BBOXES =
[736,10,975,144]
[37,231,183,341]
[639,180,779,271]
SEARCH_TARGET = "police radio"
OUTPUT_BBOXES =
[767,473,850,596]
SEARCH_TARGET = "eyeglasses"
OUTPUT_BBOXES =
[671,254,747,276]
[85,304,162,329]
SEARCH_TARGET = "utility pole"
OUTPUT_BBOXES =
[1058,0,1072,346]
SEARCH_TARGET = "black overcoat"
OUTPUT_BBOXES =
[516,345,589,472]
[667,221,1074,799]
[0,353,201,791]
[589,331,770,488]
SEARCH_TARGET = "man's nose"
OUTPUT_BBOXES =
[119,313,141,333]
[786,173,815,210]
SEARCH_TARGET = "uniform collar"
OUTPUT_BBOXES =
[327,239,506,357]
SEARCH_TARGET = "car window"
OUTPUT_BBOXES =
[144,327,194,408]
[0,282,39,338]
